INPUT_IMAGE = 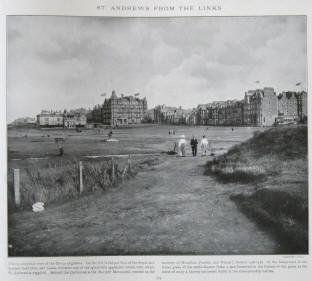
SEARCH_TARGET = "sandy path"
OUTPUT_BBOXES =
[9,156,284,256]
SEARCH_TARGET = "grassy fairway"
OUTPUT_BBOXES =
[207,125,308,253]
[8,125,264,211]
[8,125,266,161]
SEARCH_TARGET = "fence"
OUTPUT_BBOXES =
[10,155,133,209]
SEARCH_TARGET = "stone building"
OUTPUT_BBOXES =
[217,105,227,125]
[224,101,244,126]
[143,109,155,123]
[276,91,308,124]
[37,109,87,128]
[150,88,306,127]
[36,110,64,128]
[185,109,198,125]
[153,105,188,125]
[278,91,298,117]
[68,109,87,127]
[63,112,87,128]
[90,104,103,124]
[243,87,278,126]
[197,105,208,125]
[163,107,185,125]
[243,90,256,125]
[198,101,242,126]
[295,91,308,123]
[207,105,219,125]
[63,113,76,128]
[102,90,147,127]
[153,105,167,124]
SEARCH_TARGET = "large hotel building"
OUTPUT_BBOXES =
[90,90,148,127]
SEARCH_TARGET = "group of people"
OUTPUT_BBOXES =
[174,135,210,157]
[168,129,176,135]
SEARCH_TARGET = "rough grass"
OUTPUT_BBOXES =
[206,126,308,253]
[230,186,308,253]
[7,159,134,212]
[207,126,307,183]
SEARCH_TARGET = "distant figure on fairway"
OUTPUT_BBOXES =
[58,144,63,156]
[190,136,198,157]
[200,135,209,156]
[178,135,187,157]
[55,137,64,156]
[108,130,113,138]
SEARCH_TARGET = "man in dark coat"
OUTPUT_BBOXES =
[190,136,198,157]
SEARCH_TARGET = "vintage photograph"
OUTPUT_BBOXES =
[7,16,308,256]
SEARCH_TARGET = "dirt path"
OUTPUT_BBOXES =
[9,156,285,256]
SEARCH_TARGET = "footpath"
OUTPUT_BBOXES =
[9,156,285,256]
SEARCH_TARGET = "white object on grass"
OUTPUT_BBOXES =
[106,138,119,142]
[32,202,45,213]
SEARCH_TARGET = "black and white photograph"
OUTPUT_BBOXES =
[7,15,308,257]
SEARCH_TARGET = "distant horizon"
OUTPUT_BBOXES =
[7,16,307,123]
[8,86,308,124]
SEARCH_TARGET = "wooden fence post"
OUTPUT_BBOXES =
[79,161,83,193]
[111,157,115,183]
[128,154,131,172]
[13,169,21,207]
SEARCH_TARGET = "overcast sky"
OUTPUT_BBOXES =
[7,16,307,122]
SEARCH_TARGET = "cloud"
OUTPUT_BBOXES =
[7,16,307,122]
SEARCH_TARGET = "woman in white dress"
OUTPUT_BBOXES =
[178,135,187,157]
[200,135,209,156]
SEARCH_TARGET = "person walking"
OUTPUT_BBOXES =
[178,135,187,157]
[190,136,198,157]
[200,135,209,156]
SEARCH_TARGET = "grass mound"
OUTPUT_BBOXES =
[207,126,308,253]
[207,126,307,183]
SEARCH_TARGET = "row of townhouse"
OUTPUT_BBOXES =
[153,105,192,125]
[196,88,307,126]
[153,87,307,127]
[36,109,87,128]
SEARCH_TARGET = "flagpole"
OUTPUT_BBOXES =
[255,81,261,91]
[296,82,303,93]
